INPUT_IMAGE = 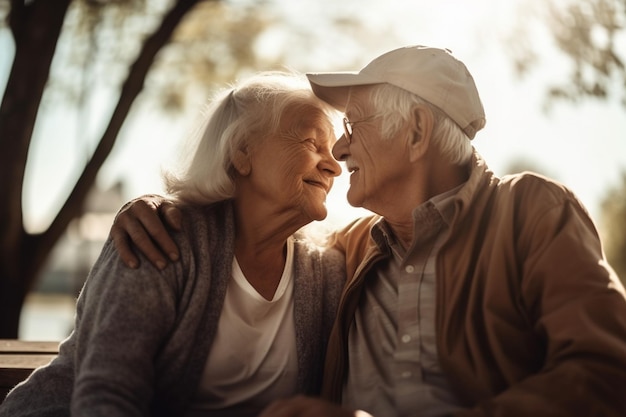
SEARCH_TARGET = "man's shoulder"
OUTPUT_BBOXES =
[487,172,593,227]
[498,171,578,204]
[338,214,382,233]
[327,215,381,255]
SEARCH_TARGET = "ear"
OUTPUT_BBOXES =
[232,148,251,176]
[407,104,434,163]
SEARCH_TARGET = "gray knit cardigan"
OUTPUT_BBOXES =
[0,201,346,417]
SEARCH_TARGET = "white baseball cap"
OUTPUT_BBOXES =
[306,45,486,139]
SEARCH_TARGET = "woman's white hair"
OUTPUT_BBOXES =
[163,71,336,205]
[369,83,473,166]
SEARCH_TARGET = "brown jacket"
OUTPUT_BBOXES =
[323,153,626,416]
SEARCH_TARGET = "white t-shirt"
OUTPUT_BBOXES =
[187,237,298,415]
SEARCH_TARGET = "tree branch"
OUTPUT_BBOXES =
[39,0,206,255]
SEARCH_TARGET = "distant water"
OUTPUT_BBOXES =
[19,293,76,341]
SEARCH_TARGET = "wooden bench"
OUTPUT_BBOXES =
[0,340,59,403]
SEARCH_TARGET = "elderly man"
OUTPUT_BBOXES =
[111,46,626,417]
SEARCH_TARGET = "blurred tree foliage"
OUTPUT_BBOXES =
[40,0,272,114]
[508,0,626,284]
[600,173,626,284]
[502,157,557,179]
[0,0,271,338]
[510,0,625,109]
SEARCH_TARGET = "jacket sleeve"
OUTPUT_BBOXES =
[457,182,626,417]
[69,238,179,417]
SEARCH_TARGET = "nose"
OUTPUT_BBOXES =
[320,148,342,177]
[332,133,349,161]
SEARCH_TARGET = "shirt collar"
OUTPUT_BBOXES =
[371,182,465,253]
[427,183,464,227]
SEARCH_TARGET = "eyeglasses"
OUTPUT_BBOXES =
[342,115,377,143]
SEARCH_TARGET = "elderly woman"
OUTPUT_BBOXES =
[0,72,345,417]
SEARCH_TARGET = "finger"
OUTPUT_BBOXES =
[125,222,169,270]
[162,202,183,232]
[129,197,181,262]
[112,196,172,268]
[110,227,140,269]
[133,208,180,263]
[119,198,175,263]
[161,203,183,261]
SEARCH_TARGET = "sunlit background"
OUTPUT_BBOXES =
[1,0,624,340]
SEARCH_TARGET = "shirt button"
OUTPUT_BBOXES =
[405,265,415,273]
[401,371,412,378]
[401,334,411,343]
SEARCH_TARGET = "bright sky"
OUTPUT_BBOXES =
[2,0,625,237]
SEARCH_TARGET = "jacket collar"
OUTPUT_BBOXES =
[451,149,499,225]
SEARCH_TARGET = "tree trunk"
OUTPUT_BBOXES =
[0,0,71,338]
[0,0,203,338]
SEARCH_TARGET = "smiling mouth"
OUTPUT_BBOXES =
[346,166,359,176]
[304,180,329,193]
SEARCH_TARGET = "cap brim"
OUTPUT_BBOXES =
[306,72,383,112]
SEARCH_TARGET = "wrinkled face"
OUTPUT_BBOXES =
[332,86,413,212]
[246,106,341,222]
